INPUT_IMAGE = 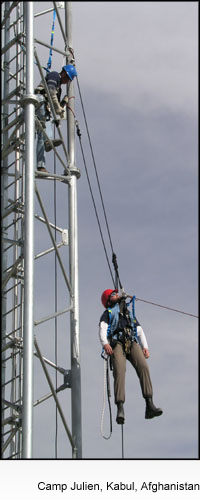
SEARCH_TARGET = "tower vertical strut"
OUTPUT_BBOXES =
[65,2,82,459]
[22,0,36,459]
[1,1,10,457]
[1,1,82,459]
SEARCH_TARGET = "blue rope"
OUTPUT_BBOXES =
[45,9,56,73]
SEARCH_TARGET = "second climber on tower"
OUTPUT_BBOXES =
[35,64,77,173]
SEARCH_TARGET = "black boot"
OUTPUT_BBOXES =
[145,397,163,419]
[116,401,125,424]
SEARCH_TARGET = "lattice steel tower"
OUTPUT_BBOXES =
[1,1,82,458]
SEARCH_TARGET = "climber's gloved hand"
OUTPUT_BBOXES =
[60,95,69,108]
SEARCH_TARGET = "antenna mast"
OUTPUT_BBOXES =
[65,1,82,459]
[1,1,82,459]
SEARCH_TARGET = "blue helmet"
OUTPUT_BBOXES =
[62,64,77,80]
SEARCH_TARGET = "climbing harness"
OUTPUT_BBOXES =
[125,294,138,339]
[106,294,138,356]
[132,295,138,338]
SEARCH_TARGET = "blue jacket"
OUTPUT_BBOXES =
[106,303,139,342]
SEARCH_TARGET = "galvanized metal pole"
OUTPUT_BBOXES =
[65,2,82,458]
[1,0,10,455]
[22,1,37,458]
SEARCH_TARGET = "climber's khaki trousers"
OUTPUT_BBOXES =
[111,341,153,403]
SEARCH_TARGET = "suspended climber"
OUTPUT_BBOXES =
[35,64,77,173]
[99,289,163,424]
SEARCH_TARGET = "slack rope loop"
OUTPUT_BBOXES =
[100,358,112,440]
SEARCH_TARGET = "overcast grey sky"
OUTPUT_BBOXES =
[29,1,198,462]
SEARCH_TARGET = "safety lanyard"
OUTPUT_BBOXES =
[46,9,56,72]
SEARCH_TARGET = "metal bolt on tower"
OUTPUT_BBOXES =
[1,1,82,459]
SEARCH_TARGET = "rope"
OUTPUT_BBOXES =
[73,78,199,321]
[135,297,198,318]
[74,79,118,286]
[46,9,56,73]
[67,80,122,288]
[75,121,115,286]
[76,77,115,257]
[100,358,112,440]
[121,424,124,459]
[53,124,58,458]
